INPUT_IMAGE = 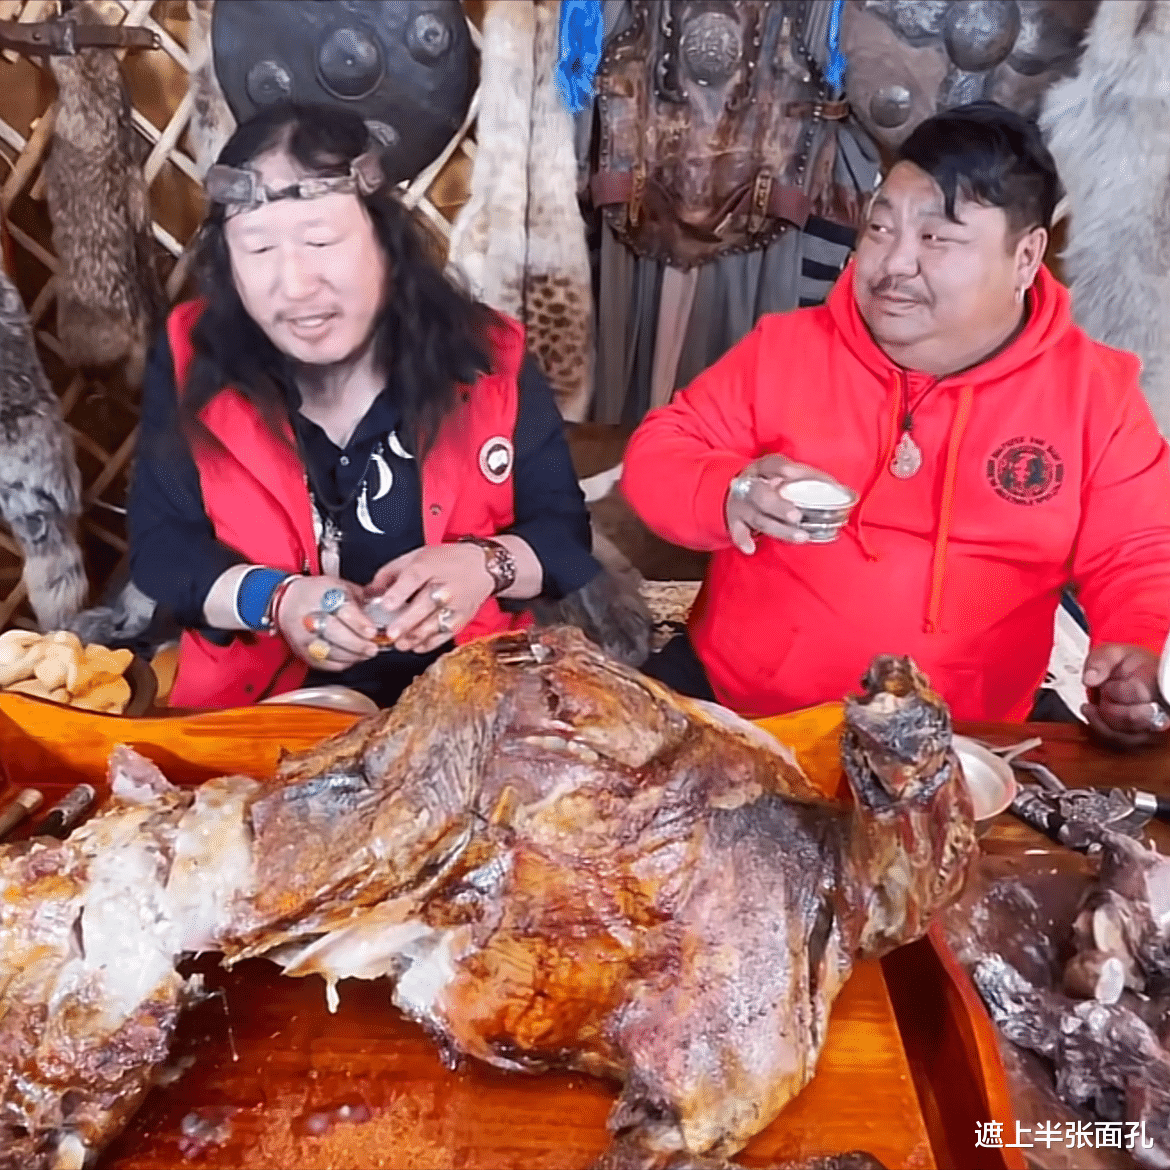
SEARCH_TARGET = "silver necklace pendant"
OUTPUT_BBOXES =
[311,495,344,577]
[320,516,343,578]
[891,430,923,479]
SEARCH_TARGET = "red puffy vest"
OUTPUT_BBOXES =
[165,300,532,709]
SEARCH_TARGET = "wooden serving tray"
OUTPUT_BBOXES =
[0,695,1005,1170]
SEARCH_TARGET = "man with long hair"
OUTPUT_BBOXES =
[129,103,599,709]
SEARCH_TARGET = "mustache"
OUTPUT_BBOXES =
[869,277,927,302]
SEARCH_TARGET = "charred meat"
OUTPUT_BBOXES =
[0,630,976,1169]
[974,954,1170,1169]
[243,636,976,1164]
[0,749,196,1170]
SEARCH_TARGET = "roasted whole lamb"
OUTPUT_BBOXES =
[0,628,978,1170]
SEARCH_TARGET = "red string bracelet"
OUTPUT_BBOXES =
[267,574,300,637]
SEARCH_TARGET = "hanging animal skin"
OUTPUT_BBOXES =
[447,0,535,319]
[46,31,166,388]
[187,0,236,178]
[524,0,594,422]
[0,270,88,631]
[210,0,473,185]
[1040,0,1170,437]
[839,0,1100,151]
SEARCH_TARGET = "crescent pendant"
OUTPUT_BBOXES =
[387,430,414,461]
[356,485,384,535]
[371,451,393,500]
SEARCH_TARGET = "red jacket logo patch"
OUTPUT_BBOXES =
[987,437,1065,506]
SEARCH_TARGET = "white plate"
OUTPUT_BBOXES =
[952,736,1017,821]
[259,686,380,716]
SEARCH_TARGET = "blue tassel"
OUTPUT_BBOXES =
[824,0,848,95]
[556,0,604,114]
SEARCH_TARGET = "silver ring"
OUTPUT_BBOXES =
[429,586,451,606]
[729,474,755,501]
[1151,704,1169,732]
[312,612,329,637]
[436,606,455,633]
[320,588,346,614]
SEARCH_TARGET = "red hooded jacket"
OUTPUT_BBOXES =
[166,300,532,710]
[622,264,1170,721]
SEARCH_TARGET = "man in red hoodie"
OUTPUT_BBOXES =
[622,102,1170,744]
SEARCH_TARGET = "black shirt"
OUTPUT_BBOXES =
[128,332,600,706]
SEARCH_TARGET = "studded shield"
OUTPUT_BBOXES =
[211,0,473,184]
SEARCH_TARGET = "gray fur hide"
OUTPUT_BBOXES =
[1040,0,1170,435]
[46,29,165,388]
[67,576,156,647]
[529,567,651,667]
[0,270,87,631]
[187,0,236,178]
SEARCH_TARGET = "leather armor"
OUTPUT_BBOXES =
[591,1,869,270]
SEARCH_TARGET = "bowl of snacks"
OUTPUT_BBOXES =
[0,629,156,716]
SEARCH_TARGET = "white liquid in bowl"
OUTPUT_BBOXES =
[779,479,855,509]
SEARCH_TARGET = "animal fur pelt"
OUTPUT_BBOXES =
[67,578,156,648]
[187,0,236,178]
[530,566,651,666]
[1040,0,1170,435]
[45,9,165,389]
[447,0,534,318]
[448,0,595,419]
[0,270,87,631]
[524,0,593,420]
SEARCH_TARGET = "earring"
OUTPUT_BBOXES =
[1015,286,1025,304]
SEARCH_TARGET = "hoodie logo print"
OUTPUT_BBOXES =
[987,437,1065,506]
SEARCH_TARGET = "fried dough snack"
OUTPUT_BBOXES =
[0,629,133,713]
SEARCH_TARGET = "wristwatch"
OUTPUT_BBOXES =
[459,536,516,596]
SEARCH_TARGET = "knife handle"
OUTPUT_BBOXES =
[1132,790,1170,822]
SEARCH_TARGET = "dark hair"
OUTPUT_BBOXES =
[896,101,1059,237]
[182,102,492,456]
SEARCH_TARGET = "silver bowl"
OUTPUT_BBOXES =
[777,479,859,543]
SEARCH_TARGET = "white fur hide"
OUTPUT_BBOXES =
[447,0,534,318]
[447,0,595,420]
[187,0,236,179]
[1040,0,1170,435]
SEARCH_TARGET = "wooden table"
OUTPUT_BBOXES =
[3,701,1157,1170]
[961,719,1170,853]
